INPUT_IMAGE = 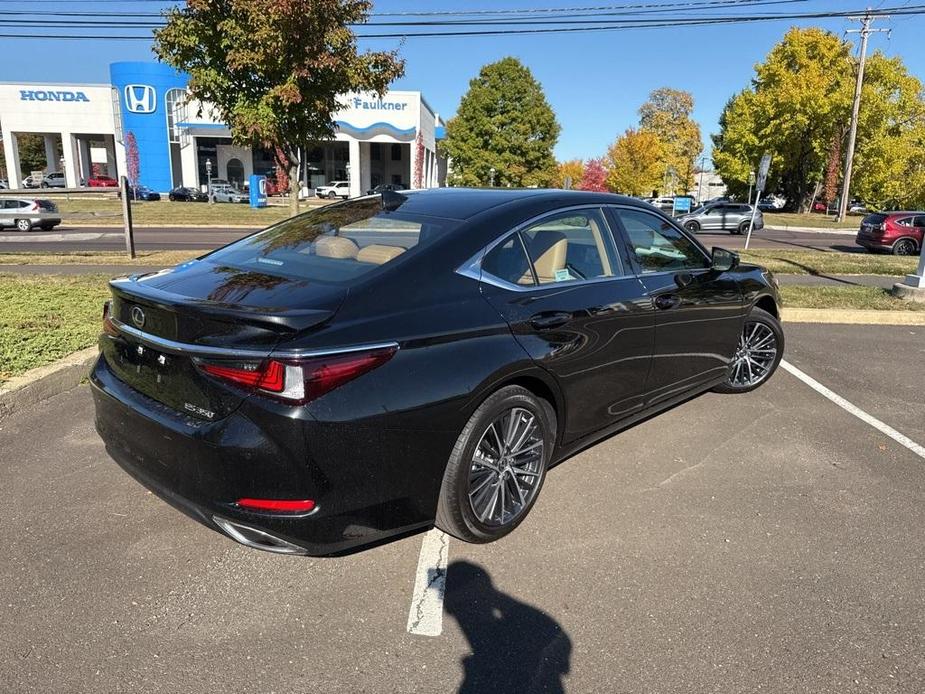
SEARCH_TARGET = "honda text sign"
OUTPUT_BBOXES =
[124,85,156,114]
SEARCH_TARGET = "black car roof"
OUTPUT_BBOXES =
[394,187,648,220]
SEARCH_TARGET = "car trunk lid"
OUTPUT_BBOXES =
[101,259,347,420]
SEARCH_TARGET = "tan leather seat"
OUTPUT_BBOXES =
[313,236,359,259]
[522,232,568,284]
[356,244,405,265]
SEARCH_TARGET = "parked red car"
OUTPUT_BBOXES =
[856,212,924,255]
[87,175,118,188]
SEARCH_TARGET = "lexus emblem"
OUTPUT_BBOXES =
[130,306,146,328]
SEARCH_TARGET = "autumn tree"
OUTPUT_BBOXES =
[712,28,855,211]
[639,87,702,192]
[605,128,664,196]
[851,53,925,209]
[577,158,608,192]
[155,0,404,217]
[555,159,584,189]
[125,132,140,187]
[443,57,560,187]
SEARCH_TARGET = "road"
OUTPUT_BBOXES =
[0,224,861,253]
[1,323,923,693]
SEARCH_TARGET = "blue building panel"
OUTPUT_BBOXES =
[109,61,187,192]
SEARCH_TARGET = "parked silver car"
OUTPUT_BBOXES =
[40,172,66,188]
[210,184,247,203]
[677,202,764,235]
[0,197,61,231]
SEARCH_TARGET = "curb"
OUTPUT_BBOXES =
[0,347,98,421]
[782,308,925,325]
[764,225,856,235]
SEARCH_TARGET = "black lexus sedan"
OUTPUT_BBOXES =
[91,189,783,556]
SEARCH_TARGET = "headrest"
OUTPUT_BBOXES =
[356,244,405,265]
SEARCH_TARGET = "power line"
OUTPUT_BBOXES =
[0,3,921,40]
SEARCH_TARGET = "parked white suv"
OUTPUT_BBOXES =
[315,181,350,200]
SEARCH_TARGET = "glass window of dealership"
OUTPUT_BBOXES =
[0,61,447,195]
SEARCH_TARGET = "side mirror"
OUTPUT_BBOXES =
[712,247,739,272]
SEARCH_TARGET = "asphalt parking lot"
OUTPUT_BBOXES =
[1,323,923,693]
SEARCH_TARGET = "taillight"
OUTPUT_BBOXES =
[102,300,119,337]
[196,345,397,404]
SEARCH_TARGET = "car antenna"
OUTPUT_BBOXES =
[381,190,408,212]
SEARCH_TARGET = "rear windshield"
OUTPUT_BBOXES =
[202,196,459,284]
[862,213,887,225]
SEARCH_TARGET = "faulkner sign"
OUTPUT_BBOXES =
[20,90,90,103]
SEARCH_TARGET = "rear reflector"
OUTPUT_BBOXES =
[236,498,316,513]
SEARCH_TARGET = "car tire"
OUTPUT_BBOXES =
[435,385,555,543]
[327,191,338,200]
[736,221,750,235]
[892,238,918,256]
[15,219,32,232]
[684,221,700,232]
[169,194,176,201]
[40,182,49,188]
[713,306,784,394]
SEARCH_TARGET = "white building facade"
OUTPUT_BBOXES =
[0,61,447,195]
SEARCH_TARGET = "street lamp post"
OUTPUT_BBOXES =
[747,170,756,206]
[489,167,496,187]
[206,158,213,205]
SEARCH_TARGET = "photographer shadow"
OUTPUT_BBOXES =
[444,560,572,694]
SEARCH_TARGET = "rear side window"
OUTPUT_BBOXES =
[520,209,620,284]
[482,233,534,286]
[863,213,887,225]
[202,197,459,284]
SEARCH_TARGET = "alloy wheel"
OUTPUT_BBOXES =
[894,239,917,256]
[729,321,778,387]
[468,407,545,528]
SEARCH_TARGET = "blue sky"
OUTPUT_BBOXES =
[5,0,925,163]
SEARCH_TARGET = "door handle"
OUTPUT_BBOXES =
[529,312,572,330]
[654,294,681,311]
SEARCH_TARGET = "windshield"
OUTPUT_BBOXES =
[201,196,460,284]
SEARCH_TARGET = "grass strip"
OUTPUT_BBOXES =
[0,273,111,383]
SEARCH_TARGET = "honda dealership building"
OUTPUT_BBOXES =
[0,61,447,195]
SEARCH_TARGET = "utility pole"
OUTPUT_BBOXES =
[837,10,890,223]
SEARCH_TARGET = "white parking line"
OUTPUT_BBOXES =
[781,359,925,460]
[406,528,449,637]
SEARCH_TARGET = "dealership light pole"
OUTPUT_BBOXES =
[489,167,496,187]
[837,10,890,223]
[206,158,213,204]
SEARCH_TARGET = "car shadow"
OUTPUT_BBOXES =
[444,560,572,694]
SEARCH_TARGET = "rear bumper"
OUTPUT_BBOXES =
[91,355,437,556]
[855,233,892,252]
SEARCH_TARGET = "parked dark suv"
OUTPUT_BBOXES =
[92,189,783,556]
[856,212,923,255]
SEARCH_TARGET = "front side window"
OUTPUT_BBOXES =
[519,209,619,284]
[202,197,459,284]
[613,208,710,274]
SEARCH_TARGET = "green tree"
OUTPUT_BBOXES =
[639,87,702,192]
[712,28,854,211]
[154,0,404,217]
[605,128,664,196]
[442,57,560,187]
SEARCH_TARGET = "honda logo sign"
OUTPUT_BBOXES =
[124,84,156,114]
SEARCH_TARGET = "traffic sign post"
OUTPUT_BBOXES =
[745,154,771,250]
